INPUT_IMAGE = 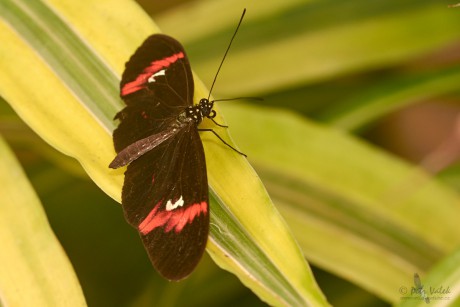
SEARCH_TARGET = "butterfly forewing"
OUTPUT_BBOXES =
[114,35,194,152]
[112,34,209,280]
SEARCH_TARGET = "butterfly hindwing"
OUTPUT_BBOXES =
[125,126,209,280]
[112,34,209,280]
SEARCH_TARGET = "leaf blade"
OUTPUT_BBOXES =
[0,136,86,307]
[0,0,327,305]
[221,102,460,302]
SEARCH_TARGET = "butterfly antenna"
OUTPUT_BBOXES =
[207,8,246,100]
[213,97,263,102]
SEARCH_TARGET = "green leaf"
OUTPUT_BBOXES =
[0,0,122,200]
[4,0,460,305]
[160,0,460,96]
[221,102,460,303]
[397,247,460,307]
[0,0,327,305]
[0,136,86,306]
[318,65,460,131]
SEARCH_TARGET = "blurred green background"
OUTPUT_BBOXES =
[2,0,460,306]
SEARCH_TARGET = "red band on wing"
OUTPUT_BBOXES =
[121,52,185,96]
[138,200,207,235]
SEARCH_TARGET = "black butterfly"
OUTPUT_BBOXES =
[109,10,246,281]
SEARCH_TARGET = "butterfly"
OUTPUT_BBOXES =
[109,10,246,281]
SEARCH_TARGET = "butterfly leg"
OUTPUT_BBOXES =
[198,128,246,157]
[210,118,228,128]
[206,110,228,128]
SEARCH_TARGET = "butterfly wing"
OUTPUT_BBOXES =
[112,35,209,280]
[113,34,194,152]
[122,124,209,281]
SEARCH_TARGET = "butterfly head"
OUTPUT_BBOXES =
[184,98,216,125]
[198,98,216,119]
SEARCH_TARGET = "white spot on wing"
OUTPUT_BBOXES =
[148,69,166,83]
[166,195,184,211]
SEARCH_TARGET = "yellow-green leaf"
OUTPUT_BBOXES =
[221,102,460,303]
[0,136,86,306]
[0,0,328,305]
